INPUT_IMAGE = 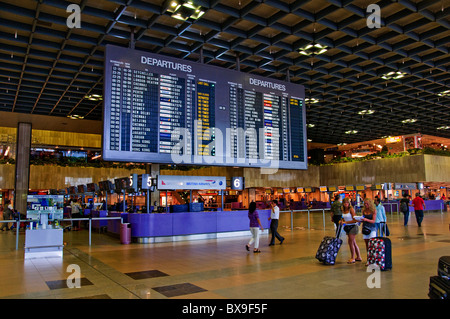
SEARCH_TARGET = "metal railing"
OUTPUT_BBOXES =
[1,216,123,250]
[279,208,331,231]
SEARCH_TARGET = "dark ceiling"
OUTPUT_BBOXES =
[0,0,449,145]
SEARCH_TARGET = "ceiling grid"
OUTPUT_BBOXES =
[0,0,448,144]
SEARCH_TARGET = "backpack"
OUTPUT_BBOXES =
[400,201,408,212]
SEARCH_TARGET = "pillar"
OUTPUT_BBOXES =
[14,122,32,215]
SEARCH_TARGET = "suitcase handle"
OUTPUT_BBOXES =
[430,283,447,295]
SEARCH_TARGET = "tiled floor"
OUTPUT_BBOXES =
[0,210,449,301]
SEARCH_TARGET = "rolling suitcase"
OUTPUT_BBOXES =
[367,237,392,271]
[429,276,450,299]
[438,256,450,279]
[316,224,343,265]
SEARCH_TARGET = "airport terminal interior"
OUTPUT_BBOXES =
[0,0,449,303]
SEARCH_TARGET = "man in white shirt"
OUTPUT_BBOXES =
[269,200,285,246]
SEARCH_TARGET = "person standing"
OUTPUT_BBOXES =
[0,199,14,231]
[411,193,426,227]
[340,197,362,264]
[400,194,410,226]
[330,194,343,235]
[375,198,387,236]
[246,201,264,253]
[361,199,377,265]
[268,200,284,246]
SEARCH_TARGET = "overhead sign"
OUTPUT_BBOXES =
[103,45,307,170]
[394,183,417,190]
[157,175,226,190]
[231,177,244,190]
[386,136,402,143]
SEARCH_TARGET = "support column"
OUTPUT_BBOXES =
[147,163,160,208]
[14,122,32,215]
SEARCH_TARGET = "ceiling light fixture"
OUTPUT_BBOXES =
[437,90,450,97]
[357,109,375,115]
[298,43,328,56]
[305,97,319,104]
[345,130,358,134]
[307,123,315,128]
[437,126,450,130]
[168,1,205,21]
[67,114,84,120]
[84,94,103,101]
[381,71,407,80]
[401,118,417,124]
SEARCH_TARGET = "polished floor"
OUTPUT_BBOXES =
[0,210,449,301]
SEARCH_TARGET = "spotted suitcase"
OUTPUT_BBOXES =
[316,224,343,265]
[367,237,392,271]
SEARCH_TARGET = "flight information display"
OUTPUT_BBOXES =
[103,45,307,170]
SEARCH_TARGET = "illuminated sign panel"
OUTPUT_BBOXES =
[103,45,307,170]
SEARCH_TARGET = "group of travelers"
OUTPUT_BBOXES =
[400,193,426,227]
[330,195,386,264]
[246,192,428,265]
[246,200,285,253]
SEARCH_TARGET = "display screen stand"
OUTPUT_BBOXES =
[24,228,63,259]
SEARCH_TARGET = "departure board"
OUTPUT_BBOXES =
[103,45,307,170]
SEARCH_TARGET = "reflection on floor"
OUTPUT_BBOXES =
[0,211,449,300]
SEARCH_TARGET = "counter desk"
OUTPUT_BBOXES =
[383,199,445,213]
[107,209,271,243]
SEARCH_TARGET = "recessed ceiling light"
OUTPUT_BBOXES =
[305,97,319,104]
[307,139,312,142]
[298,43,328,56]
[67,114,84,120]
[84,94,103,101]
[345,130,358,134]
[381,71,407,80]
[357,109,375,115]
[437,90,450,97]
[168,1,205,21]
[401,118,417,124]
[437,126,450,130]
[307,123,315,128]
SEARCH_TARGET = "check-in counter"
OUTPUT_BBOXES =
[383,199,445,213]
[91,210,108,229]
[107,211,128,234]
[413,200,445,212]
[125,209,271,243]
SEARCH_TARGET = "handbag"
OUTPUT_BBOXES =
[362,224,372,235]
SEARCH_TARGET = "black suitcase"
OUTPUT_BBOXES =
[315,224,343,265]
[367,237,392,271]
[429,276,450,299]
[438,256,450,279]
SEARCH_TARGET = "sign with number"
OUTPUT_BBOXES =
[231,177,244,190]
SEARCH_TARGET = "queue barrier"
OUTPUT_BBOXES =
[0,216,123,250]
[3,201,446,250]
[279,201,447,231]
[279,204,400,232]
[279,208,331,231]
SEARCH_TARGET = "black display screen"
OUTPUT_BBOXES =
[103,45,307,170]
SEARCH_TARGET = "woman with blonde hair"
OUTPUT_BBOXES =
[339,197,362,264]
[361,198,377,264]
